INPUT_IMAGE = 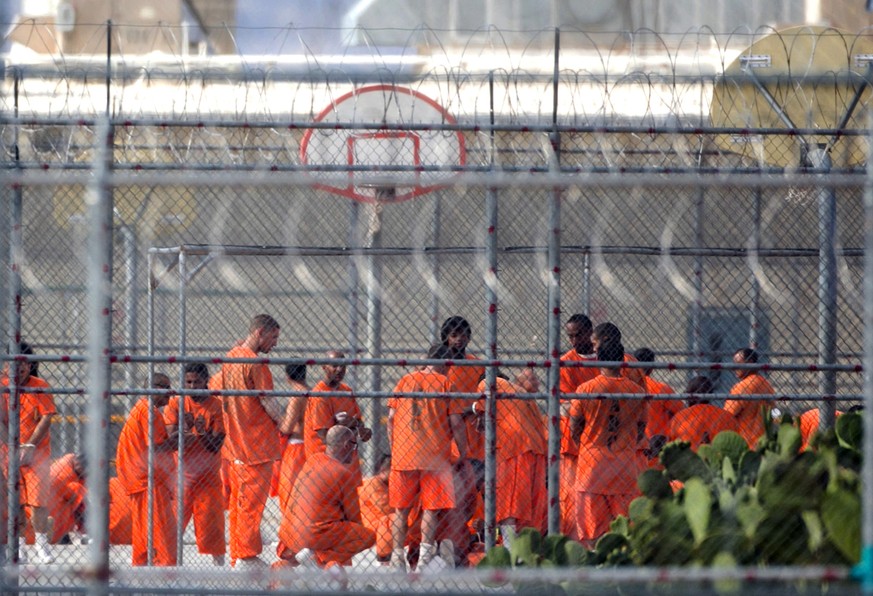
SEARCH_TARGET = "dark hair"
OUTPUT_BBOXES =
[567,313,592,331]
[439,316,471,344]
[633,347,655,363]
[427,343,455,360]
[184,362,210,381]
[597,341,625,363]
[375,452,391,472]
[285,363,306,383]
[250,314,280,333]
[685,375,714,394]
[593,322,622,344]
[735,348,758,363]
[10,342,39,378]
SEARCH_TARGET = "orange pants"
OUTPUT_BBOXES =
[277,442,306,514]
[278,521,375,567]
[496,452,547,533]
[560,455,577,539]
[177,472,225,556]
[130,487,177,566]
[575,491,636,545]
[227,460,273,561]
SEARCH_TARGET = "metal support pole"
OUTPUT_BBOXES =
[581,252,590,316]
[347,202,361,389]
[691,183,705,367]
[84,116,114,595]
[855,118,873,592]
[482,71,498,551]
[811,146,839,431]
[428,196,443,342]
[546,27,562,537]
[6,70,23,573]
[121,225,139,410]
[364,191,388,475]
[749,187,762,350]
[176,250,187,564]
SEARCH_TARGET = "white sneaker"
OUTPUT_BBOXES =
[389,551,408,573]
[17,547,28,564]
[295,548,319,570]
[33,545,54,565]
[417,543,447,574]
[438,539,456,569]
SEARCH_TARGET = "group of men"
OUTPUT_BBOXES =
[0,310,789,572]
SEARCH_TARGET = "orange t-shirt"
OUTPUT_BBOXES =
[388,370,466,471]
[476,377,546,461]
[3,376,56,466]
[304,381,362,458]
[278,452,362,549]
[115,398,176,495]
[642,376,682,438]
[448,354,486,460]
[570,374,647,495]
[559,350,598,457]
[726,374,775,447]
[163,394,224,478]
[668,404,739,450]
[220,345,279,464]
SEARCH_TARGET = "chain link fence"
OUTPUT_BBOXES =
[0,24,870,593]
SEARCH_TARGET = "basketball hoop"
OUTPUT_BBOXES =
[300,85,466,204]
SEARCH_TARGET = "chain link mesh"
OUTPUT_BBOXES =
[0,23,869,593]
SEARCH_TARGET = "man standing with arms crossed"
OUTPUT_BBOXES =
[221,314,284,568]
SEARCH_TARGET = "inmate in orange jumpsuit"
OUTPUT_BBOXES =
[558,349,597,538]
[3,376,56,511]
[358,474,422,560]
[115,398,177,566]
[570,374,646,544]
[642,376,681,438]
[798,408,843,451]
[221,345,280,562]
[277,452,375,566]
[388,369,466,511]
[668,404,739,450]
[304,381,363,485]
[447,354,486,461]
[46,454,86,543]
[164,394,226,557]
[476,377,547,533]
[726,373,774,448]
[109,477,133,545]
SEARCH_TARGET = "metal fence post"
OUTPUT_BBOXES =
[84,115,114,595]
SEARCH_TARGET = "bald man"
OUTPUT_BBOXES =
[276,425,375,568]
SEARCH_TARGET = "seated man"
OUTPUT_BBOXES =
[276,425,375,568]
[668,376,739,450]
[358,453,422,564]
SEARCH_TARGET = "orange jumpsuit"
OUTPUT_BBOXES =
[726,374,775,447]
[46,454,86,543]
[164,394,226,557]
[277,452,375,566]
[221,345,280,562]
[116,398,177,566]
[277,439,306,514]
[387,370,466,511]
[109,477,133,545]
[558,349,597,538]
[3,376,56,509]
[642,376,681,438]
[304,381,363,485]
[358,475,422,559]
[668,404,739,450]
[447,354,486,461]
[476,377,547,533]
[799,408,843,451]
[570,374,646,544]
